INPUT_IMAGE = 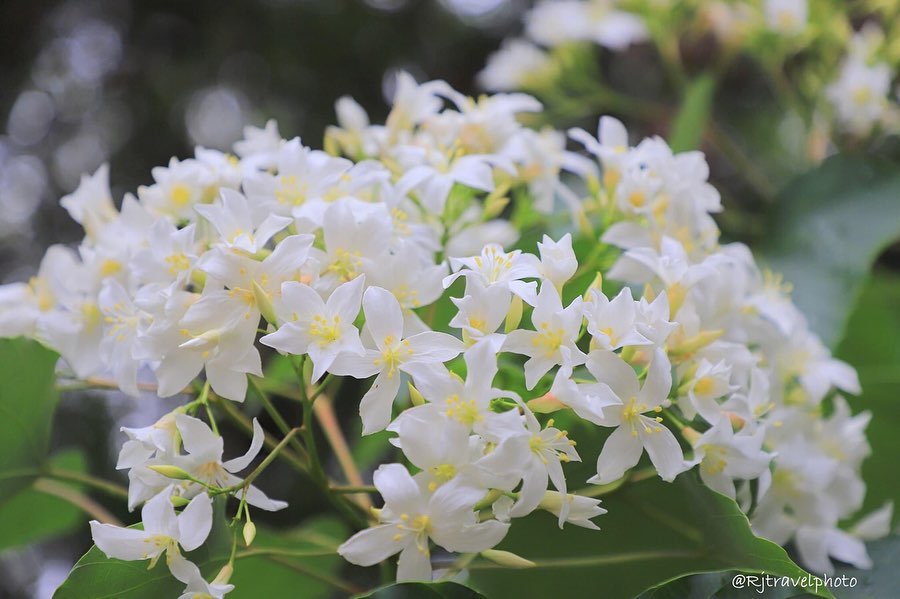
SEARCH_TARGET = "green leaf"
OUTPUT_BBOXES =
[668,73,716,152]
[468,473,833,599]
[229,517,350,598]
[0,449,87,551]
[357,581,487,599]
[0,337,60,498]
[53,512,348,599]
[836,272,900,526]
[760,155,900,348]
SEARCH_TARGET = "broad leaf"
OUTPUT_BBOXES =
[0,449,88,551]
[468,473,832,599]
[357,581,487,599]
[0,337,60,498]
[229,517,349,598]
[760,155,900,348]
[836,273,900,526]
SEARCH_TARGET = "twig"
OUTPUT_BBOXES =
[34,478,122,525]
[314,396,373,510]
[45,468,129,501]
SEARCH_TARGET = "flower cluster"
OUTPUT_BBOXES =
[0,74,889,594]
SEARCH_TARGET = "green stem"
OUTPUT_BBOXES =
[329,485,377,494]
[235,547,336,559]
[248,376,309,463]
[467,550,700,570]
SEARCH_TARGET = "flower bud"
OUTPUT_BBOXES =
[252,280,278,325]
[527,392,565,414]
[169,495,190,507]
[505,295,523,333]
[480,549,536,569]
[148,465,194,480]
[243,520,257,546]
[408,381,425,406]
[213,564,233,585]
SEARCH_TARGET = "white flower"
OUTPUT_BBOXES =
[537,233,578,291]
[137,157,216,221]
[261,275,366,382]
[60,163,118,242]
[584,287,652,351]
[509,407,580,525]
[444,243,541,303]
[154,289,263,401]
[587,349,688,484]
[178,572,234,599]
[171,414,287,511]
[388,408,522,493]
[117,413,179,470]
[90,490,213,583]
[526,1,647,50]
[826,54,892,137]
[242,137,354,219]
[477,39,552,92]
[132,221,199,287]
[449,279,511,347]
[328,286,464,434]
[337,464,509,582]
[691,419,773,499]
[406,342,524,440]
[538,491,607,530]
[763,0,807,35]
[98,279,149,397]
[195,188,292,254]
[502,282,586,389]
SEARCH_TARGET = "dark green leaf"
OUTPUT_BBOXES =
[760,155,900,348]
[0,337,60,498]
[835,272,900,526]
[468,473,832,599]
[229,517,349,598]
[0,449,87,551]
[357,581,487,599]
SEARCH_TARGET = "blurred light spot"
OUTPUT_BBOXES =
[67,20,122,82]
[364,0,410,11]
[7,91,56,146]
[34,559,71,599]
[0,155,46,228]
[439,0,512,26]
[52,133,106,190]
[185,87,249,150]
